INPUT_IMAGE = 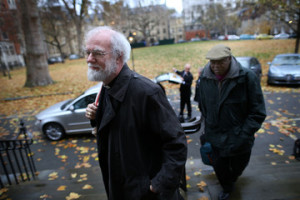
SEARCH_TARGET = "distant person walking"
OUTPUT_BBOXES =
[194,67,203,110]
[173,64,193,121]
[85,26,187,200]
[199,44,266,200]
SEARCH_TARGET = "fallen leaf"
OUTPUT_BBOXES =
[271,162,277,165]
[40,194,52,199]
[57,185,67,191]
[82,184,93,189]
[71,173,77,179]
[65,192,81,200]
[48,172,58,180]
[186,175,191,181]
[194,171,202,176]
[0,188,8,195]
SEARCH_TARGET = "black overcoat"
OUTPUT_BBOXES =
[199,57,266,157]
[176,70,193,100]
[92,64,187,200]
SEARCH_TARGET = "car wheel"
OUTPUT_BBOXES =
[43,123,65,141]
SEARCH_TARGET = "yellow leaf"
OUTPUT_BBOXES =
[66,192,81,200]
[0,188,8,195]
[194,171,202,176]
[82,184,93,189]
[71,173,77,179]
[48,172,58,180]
[186,175,191,181]
[197,181,207,187]
[257,128,265,134]
[80,173,87,178]
[271,162,277,165]
[40,194,51,199]
[83,155,90,163]
[57,185,67,191]
[91,153,98,158]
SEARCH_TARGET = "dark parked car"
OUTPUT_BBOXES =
[48,56,64,64]
[36,73,201,140]
[236,56,262,80]
[267,54,300,85]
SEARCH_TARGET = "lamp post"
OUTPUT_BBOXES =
[128,32,135,71]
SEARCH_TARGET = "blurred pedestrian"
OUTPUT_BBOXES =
[199,44,266,200]
[173,64,193,121]
[85,26,187,200]
[194,67,203,110]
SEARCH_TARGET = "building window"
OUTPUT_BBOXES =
[9,45,15,55]
[4,46,9,55]
[2,32,8,40]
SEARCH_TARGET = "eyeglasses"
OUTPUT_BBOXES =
[85,49,113,58]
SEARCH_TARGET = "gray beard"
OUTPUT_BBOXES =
[87,59,118,82]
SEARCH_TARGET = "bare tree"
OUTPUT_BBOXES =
[257,0,300,53]
[39,2,67,57]
[61,0,90,56]
[197,3,241,37]
[19,0,53,87]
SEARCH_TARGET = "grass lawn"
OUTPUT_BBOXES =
[0,39,299,117]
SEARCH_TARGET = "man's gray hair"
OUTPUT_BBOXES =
[84,26,131,64]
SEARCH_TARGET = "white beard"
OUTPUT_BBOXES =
[87,59,118,82]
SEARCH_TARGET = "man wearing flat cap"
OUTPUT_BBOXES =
[198,44,266,200]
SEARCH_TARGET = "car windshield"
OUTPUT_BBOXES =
[61,99,73,110]
[236,59,249,68]
[272,56,300,66]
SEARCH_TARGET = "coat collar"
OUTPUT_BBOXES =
[106,63,133,102]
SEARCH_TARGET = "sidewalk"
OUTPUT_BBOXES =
[3,153,300,200]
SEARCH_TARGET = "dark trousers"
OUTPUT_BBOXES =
[212,149,251,193]
[180,95,191,117]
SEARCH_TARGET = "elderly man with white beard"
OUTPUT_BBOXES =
[84,26,187,200]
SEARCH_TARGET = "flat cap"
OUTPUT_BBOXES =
[206,44,231,60]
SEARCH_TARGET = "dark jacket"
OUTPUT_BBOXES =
[199,57,266,157]
[93,64,187,200]
[176,70,193,98]
[194,76,201,103]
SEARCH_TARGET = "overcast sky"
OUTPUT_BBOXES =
[125,0,183,13]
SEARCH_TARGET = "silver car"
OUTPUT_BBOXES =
[267,54,300,85]
[35,83,100,140]
[36,73,201,140]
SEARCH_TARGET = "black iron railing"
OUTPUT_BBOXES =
[0,120,36,188]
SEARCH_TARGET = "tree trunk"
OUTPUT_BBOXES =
[20,0,53,87]
[295,13,300,53]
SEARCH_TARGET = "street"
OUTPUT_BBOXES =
[1,88,300,200]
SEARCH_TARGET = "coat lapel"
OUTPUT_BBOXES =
[98,93,116,133]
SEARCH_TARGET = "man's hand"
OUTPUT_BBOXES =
[150,185,156,193]
[86,103,97,120]
[173,68,177,72]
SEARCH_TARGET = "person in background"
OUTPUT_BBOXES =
[194,67,203,110]
[85,26,187,200]
[173,64,193,121]
[199,44,266,200]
